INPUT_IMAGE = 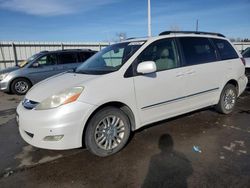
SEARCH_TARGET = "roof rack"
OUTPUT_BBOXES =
[159,31,225,37]
[125,36,148,41]
[40,50,49,53]
[61,49,93,51]
[126,37,136,40]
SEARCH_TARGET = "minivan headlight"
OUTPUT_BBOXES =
[0,73,9,81]
[35,87,84,110]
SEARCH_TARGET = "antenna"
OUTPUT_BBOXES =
[196,19,199,31]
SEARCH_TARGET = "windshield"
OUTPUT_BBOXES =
[242,48,250,58]
[75,41,145,75]
[18,53,40,68]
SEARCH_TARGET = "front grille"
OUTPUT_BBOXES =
[22,98,39,110]
[25,131,34,138]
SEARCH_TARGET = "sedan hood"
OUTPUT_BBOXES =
[26,73,99,102]
[0,66,19,74]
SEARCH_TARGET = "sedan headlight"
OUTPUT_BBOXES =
[35,87,84,110]
[0,73,9,81]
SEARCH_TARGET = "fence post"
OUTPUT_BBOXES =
[61,43,64,50]
[99,43,101,51]
[0,42,6,69]
[12,42,18,66]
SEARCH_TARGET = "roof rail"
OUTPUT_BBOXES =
[61,49,93,51]
[125,36,148,41]
[126,37,136,40]
[40,50,49,53]
[159,31,225,37]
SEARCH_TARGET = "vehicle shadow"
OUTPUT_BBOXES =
[142,134,193,188]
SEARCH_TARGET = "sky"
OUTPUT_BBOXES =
[0,0,249,42]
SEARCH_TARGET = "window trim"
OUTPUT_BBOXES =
[176,36,219,67]
[124,37,182,78]
[210,38,239,61]
[31,53,58,67]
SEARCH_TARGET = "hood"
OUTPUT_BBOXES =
[0,66,19,74]
[26,73,99,102]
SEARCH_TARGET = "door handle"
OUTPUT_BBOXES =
[176,72,184,77]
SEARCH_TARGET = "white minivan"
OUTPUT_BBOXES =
[17,31,248,156]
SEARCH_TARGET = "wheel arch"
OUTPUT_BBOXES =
[9,77,33,93]
[81,101,136,147]
[225,79,239,95]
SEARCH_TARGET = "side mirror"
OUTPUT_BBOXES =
[32,62,40,68]
[137,61,157,74]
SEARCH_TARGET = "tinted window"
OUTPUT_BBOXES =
[137,38,179,71]
[242,48,250,58]
[179,37,217,65]
[58,53,78,64]
[212,39,238,60]
[36,54,57,66]
[78,52,95,62]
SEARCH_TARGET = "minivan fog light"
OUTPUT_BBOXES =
[43,135,64,141]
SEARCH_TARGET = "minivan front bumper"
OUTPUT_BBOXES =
[17,100,96,150]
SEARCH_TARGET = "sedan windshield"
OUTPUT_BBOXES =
[18,53,40,68]
[75,41,145,75]
[242,47,250,58]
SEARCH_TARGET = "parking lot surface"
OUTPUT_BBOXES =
[0,88,250,187]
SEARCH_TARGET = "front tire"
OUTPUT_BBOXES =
[85,107,131,157]
[10,78,31,95]
[216,84,237,114]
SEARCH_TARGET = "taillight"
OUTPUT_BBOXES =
[241,57,246,66]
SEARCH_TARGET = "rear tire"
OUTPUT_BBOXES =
[10,78,31,95]
[85,107,131,157]
[216,84,237,114]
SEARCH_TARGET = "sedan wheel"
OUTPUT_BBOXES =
[11,78,31,95]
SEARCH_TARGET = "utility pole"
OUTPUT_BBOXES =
[148,0,152,37]
[196,19,199,31]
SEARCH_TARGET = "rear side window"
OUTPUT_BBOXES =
[179,37,217,65]
[58,53,78,64]
[212,39,238,60]
[78,52,95,62]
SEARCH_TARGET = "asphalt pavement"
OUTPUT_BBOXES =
[0,88,250,187]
